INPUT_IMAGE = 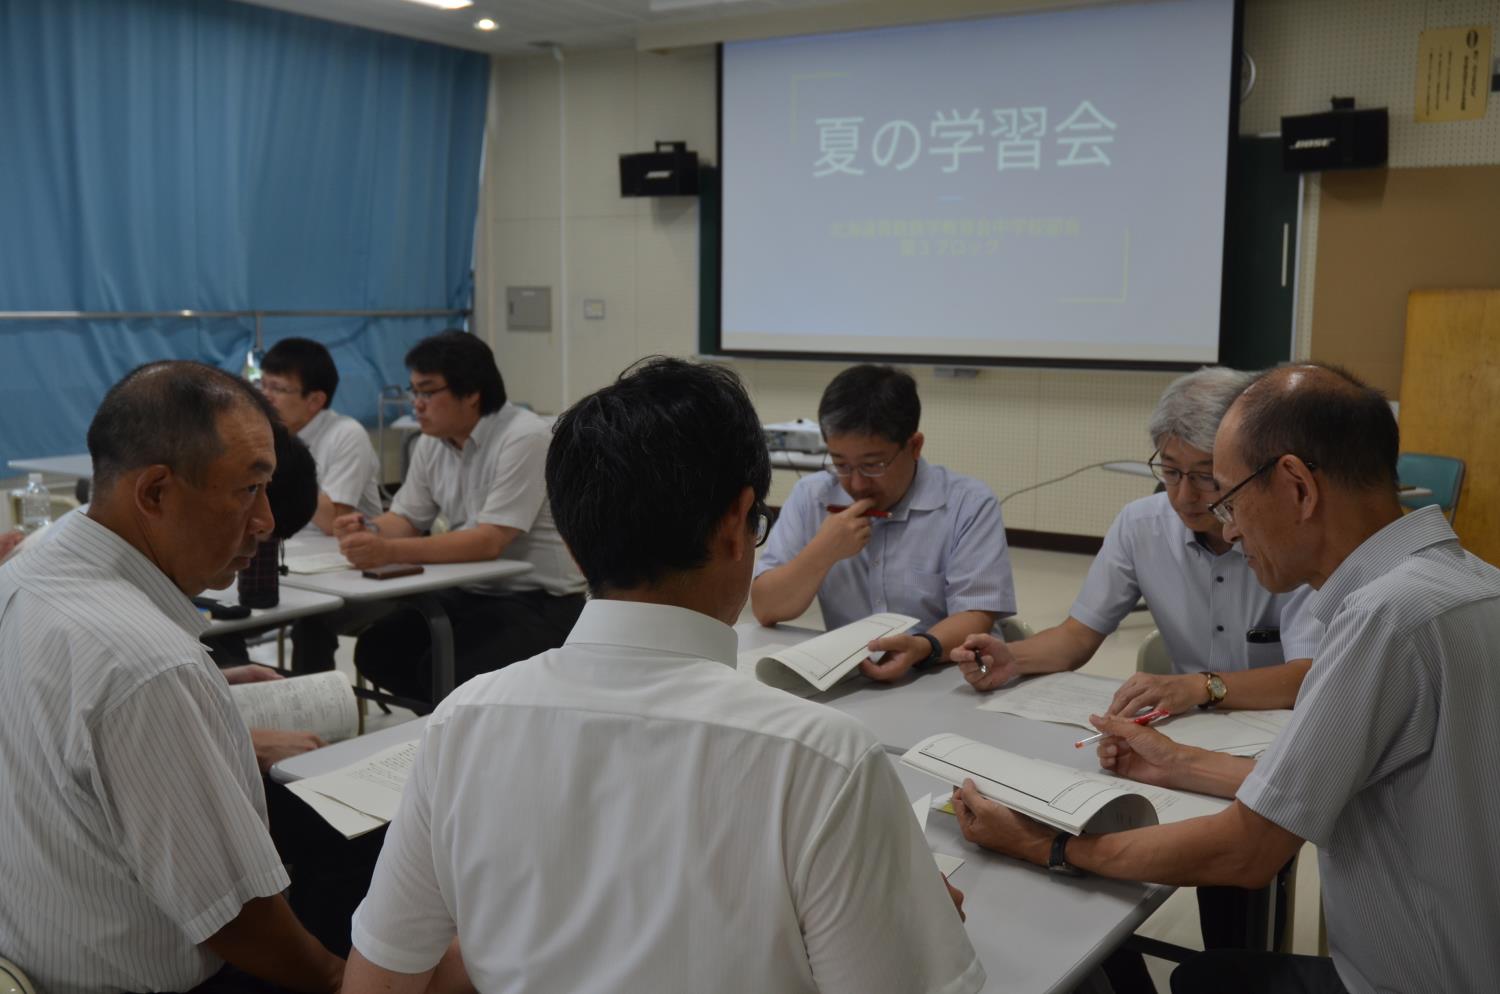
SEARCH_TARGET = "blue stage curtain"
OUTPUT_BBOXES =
[0,0,489,467]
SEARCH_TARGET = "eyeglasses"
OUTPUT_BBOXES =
[823,449,905,480]
[1147,453,1220,493]
[407,385,452,403]
[751,503,772,547]
[1207,456,1318,526]
[259,380,302,398]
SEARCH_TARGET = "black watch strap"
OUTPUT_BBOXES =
[1048,832,1084,876]
[913,632,943,669]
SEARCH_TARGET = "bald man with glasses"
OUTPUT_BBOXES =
[751,364,1016,682]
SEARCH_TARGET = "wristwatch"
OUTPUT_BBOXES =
[1200,671,1227,709]
[1048,832,1084,876]
[912,632,944,670]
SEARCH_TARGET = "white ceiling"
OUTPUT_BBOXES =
[234,0,860,55]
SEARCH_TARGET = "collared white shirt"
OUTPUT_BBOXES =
[389,403,584,597]
[299,407,383,519]
[1238,507,1500,994]
[353,599,984,994]
[0,512,290,994]
[755,459,1016,631]
[1070,493,1323,672]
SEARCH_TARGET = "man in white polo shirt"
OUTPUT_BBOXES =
[331,329,586,704]
[343,357,982,994]
[949,364,1500,994]
[0,362,345,994]
[259,336,383,532]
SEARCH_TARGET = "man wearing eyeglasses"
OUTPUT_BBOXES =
[950,364,1500,994]
[751,364,1015,682]
[292,330,586,695]
[259,337,383,534]
[956,367,1322,723]
[343,357,982,994]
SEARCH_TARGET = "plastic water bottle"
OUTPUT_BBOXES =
[242,345,263,386]
[20,473,51,534]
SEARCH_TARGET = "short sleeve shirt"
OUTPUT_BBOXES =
[389,403,584,597]
[1237,507,1500,994]
[754,460,1016,630]
[0,512,290,994]
[352,600,984,993]
[299,408,383,519]
[1069,494,1322,672]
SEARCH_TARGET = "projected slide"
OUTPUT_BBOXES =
[720,0,1236,365]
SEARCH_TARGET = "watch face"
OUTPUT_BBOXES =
[1208,674,1226,700]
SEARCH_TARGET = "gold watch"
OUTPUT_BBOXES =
[1200,672,1227,709]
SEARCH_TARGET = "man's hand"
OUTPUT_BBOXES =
[339,530,392,569]
[1108,672,1207,717]
[859,633,930,682]
[222,664,284,685]
[945,879,966,922]
[332,511,368,539]
[0,529,24,561]
[952,633,1020,692]
[251,728,327,774]
[951,780,1052,865]
[808,499,876,564]
[1090,714,1186,789]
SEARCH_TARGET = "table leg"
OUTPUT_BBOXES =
[412,592,456,704]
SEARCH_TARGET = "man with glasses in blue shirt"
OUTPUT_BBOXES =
[751,364,1016,681]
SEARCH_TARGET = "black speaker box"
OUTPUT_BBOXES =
[620,141,700,197]
[1281,106,1387,172]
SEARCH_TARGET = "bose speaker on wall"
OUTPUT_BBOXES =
[1282,98,1388,172]
[620,141,700,197]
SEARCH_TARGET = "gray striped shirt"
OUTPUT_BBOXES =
[0,512,289,994]
[1238,506,1500,994]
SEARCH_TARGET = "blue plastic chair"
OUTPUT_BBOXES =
[1397,453,1465,520]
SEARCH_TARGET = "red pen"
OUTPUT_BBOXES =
[826,503,892,519]
[1074,708,1169,748]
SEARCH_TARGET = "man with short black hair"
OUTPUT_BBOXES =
[343,357,983,994]
[950,364,1500,994]
[325,330,585,701]
[260,336,382,533]
[0,361,346,994]
[752,364,1015,681]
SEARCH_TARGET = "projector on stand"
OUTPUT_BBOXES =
[764,419,825,454]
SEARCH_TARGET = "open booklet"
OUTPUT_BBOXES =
[975,671,1293,758]
[738,613,918,694]
[283,550,354,575]
[901,732,1224,836]
[285,739,417,839]
[229,670,360,744]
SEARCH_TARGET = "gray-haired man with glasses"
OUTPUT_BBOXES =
[752,364,1015,682]
[956,367,1321,720]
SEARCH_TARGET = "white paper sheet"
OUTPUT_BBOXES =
[933,852,965,877]
[285,780,387,838]
[295,740,418,823]
[974,671,1123,729]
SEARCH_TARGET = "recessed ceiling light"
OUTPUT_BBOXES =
[400,0,474,10]
[474,17,499,31]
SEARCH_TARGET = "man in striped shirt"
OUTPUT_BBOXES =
[0,362,347,993]
[947,364,1500,994]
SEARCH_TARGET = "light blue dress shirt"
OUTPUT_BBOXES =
[1069,493,1323,673]
[755,459,1016,631]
